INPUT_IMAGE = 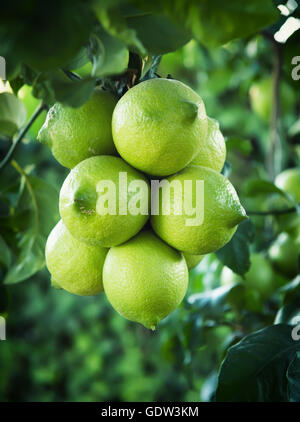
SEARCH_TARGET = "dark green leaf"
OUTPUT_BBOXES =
[216,219,254,275]
[0,93,26,137]
[188,283,245,319]
[32,71,96,108]
[0,236,12,269]
[216,324,300,402]
[88,28,129,77]
[4,162,59,285]
[94,6,146,55]
[158,0,279,48]
[125,12,191,54]
[287,352,300,402]
[226,137,253,156]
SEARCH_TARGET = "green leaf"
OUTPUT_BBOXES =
[4,162,59,285]
[94,6,146,55]
[88,28,129,77]
[0,92,26,137]
[63,47,90,72]
[216,324,300,402]
[32,71,96,108]
[243,179,287,198]
[0,236,12,269]
[287,352,300,402]
[226,137,253,156]
[216,219,254,275]
[125,12,191,54]
[158,0,279,48]
[188,283,245,319]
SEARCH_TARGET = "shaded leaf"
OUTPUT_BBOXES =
[4,162,59,285]
[188,283,245,319]
[152,0,279,48]
[226,137,253,156]
[0,92,26,137]
[287,352,300,402]
[88,28,129,78]
[216,219,254,275]
[216,324,300,402]
[0,236,12,269]
[125,12,191,54]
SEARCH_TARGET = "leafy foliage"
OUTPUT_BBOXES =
[0,0,300,404]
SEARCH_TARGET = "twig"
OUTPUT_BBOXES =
[0,102,47,171]
[247,205,298,216]
[263,32,283,180]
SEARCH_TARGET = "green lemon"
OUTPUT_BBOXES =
[249,77,295,122]
[103,230,188,330]
[18,85,47,138]
[183,252,204,270]
[269,232,300,278]
[275,168,300,203]
[38,89,117,168]
[112,78,208,176]
[151,165,247,254]
[274,168,300,235]
[59,156,150,247]
[191,117,226,172]
[45,220,108,296]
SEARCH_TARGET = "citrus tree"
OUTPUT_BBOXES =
[0,0,300,402]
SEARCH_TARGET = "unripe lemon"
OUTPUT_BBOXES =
[59,156,150,247]
[151,165,247,254]
[249,78,295,122]
[112,78,208,176]
[183,253,204,270]
[274,168,300,235]
[38,89,117,168]
[269,232,300,278]
[103,231,188,330]
[45,220,108,296]
[191,117,226,172]
[275,168,300,203]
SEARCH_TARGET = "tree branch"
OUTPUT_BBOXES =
[0,102,47,171]
[263,33,283,180]
[247,205,298,216]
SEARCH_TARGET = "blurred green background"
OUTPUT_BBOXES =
[0,26,299,401]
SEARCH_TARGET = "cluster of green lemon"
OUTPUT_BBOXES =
[40,78,247,329]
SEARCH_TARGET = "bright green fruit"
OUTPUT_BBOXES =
[38,89,117,168]
[183,252,204,270]
[112,78,208,176]
[221,254,276,299]
[103,231,188,330]
[249,77,295,122]
[151,165,247,254]
[275,168,300,203]
[45,220,108,296]
[18,85,47,138]
[59,156,150,247]
[269,232,300,278]
[274,168,300,235]
[191,117,226,172]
